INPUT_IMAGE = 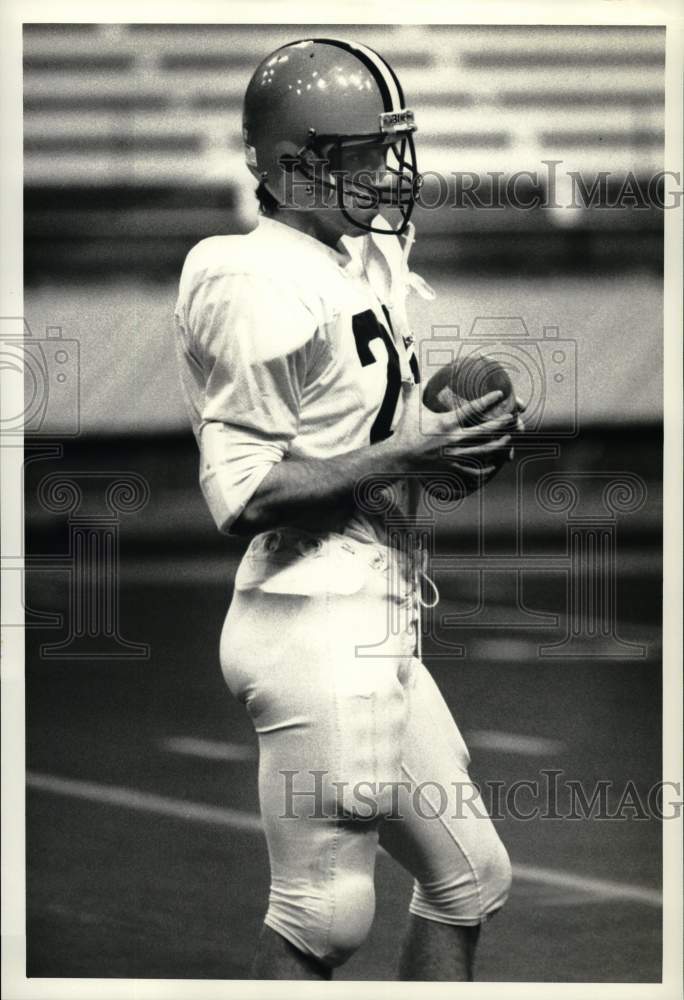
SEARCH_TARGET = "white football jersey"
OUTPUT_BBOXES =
[174,214,435,544]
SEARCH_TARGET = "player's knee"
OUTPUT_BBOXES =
[480,836,512,915]
[324,871,376,965]
[265,871,375,968]
[409,834,512,925]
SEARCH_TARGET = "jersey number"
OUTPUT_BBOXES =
[351,309,419,444]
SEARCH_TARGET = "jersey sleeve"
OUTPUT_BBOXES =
[181,269,318,534]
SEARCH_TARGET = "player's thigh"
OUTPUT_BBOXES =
[220,585,407,963]
[221,585,413,820]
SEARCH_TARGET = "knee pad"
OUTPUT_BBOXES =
[264,870,375,968]
[409,835,512,926]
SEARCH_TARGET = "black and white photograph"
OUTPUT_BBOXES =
[1,3,682,996]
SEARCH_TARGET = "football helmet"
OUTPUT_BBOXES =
[242,38,422,235]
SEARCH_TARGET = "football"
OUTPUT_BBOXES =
[422,354,515,423]
[422,354,517,481]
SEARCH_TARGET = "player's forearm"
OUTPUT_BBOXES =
[232,438,408,535]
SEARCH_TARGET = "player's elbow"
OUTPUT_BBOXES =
[230,495,280,537]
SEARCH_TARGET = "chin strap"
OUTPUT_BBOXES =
[412,546,440,662]
[399,223,437,301]
[358,220,436,384]
[366,220,437,302]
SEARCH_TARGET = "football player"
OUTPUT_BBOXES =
[175,37,520,981]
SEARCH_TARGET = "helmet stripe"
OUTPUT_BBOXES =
[311,38,402,113]
[351,41,404,111]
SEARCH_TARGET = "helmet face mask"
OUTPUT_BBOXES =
[298,130,421,235]
[242,38,422,237]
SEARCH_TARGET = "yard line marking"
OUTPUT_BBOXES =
[464,730,567,756]
[160,737,257,761]
[512,862,662,907]
[27,772,262,833]
[27,772,661,909]
[469,637,540,660]
[527,892,609,908]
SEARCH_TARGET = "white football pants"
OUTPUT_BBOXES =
[219,529,511,968]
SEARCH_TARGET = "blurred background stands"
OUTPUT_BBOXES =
[23,23,665,280]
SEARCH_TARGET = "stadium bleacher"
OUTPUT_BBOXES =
[23,24,665,277]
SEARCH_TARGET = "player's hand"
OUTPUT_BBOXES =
[507,395,526,461]
[388,381,517,478]
[435,387,526,465]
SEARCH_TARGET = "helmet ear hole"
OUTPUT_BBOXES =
[278,153,299,173]
[300,143,333,170]
[274,140,303,182]
[274,140,299,162]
